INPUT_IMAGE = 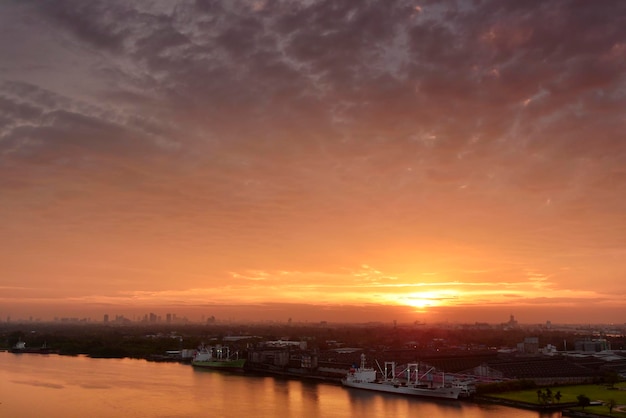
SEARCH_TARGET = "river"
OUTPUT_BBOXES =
[0,352,560,417]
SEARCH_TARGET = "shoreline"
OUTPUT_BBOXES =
[474,394,578,411]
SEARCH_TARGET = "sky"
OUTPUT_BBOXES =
[1,0,625,325]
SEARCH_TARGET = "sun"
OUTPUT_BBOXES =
[407,298,436,309]
[400,290,456,311]
[377,289,458,312]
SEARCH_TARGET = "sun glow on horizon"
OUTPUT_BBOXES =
[381,290,460,311]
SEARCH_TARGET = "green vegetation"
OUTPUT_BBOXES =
[1,326,203,359]
[576,394,591,410]
[487,382,626,417]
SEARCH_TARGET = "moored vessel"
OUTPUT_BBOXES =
[341,354,465,400]
[191,345,246,372]
[10,340,56,354]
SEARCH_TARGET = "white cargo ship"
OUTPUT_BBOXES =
[341,354,465,400]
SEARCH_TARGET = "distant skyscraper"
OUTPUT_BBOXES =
[103,314,109,323]
[506,315,518,328]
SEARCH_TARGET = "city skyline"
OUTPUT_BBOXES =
[3,311,623,328]
[1,1,625,324]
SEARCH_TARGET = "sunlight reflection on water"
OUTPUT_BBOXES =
[0,352,558,418]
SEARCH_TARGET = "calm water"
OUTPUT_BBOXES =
[0,352,560,418]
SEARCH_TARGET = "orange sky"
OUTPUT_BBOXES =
[1,1,625,324]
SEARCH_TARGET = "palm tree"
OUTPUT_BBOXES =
[555,391,562,404]
[546,388,553,403]
[608,399,616,415]
[577,394,590,410]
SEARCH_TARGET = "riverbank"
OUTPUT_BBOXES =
[475,394,577,411]
[244,362,345,384]
[561,408,626,418]
[561,406,626,418]
[479,383,626,418]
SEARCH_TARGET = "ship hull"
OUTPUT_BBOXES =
[191,358,246,372]
[342,379,462,400]
[10,348,56,354]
